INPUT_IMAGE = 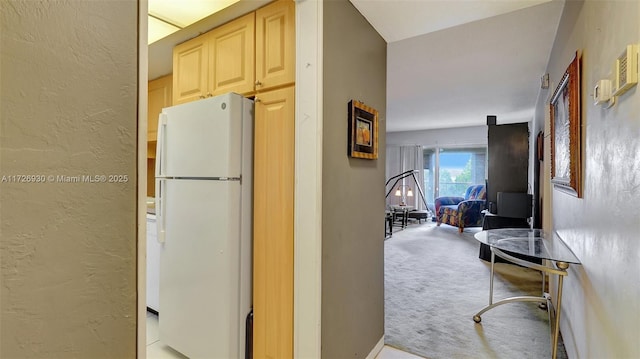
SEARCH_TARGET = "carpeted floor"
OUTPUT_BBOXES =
[384,222,567,359]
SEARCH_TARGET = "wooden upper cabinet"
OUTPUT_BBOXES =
[148,74,172,143]
[209,13,255,97]
[255,0,295,92]
[172,2,295,104]
[172,36,209,105]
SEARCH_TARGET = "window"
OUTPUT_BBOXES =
[423,147,486,202]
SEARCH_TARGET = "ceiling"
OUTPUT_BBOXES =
[350,0,565,132]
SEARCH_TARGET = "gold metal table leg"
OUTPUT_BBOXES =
[552,261,569,359]
[473,249,570,359]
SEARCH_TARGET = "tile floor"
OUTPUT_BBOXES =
[146,311,187,359]
[146,311,423,359]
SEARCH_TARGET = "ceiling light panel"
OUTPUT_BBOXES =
[148,15,181,44]
[149,0,240,28]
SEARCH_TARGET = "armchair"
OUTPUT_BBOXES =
[435,184,487,233]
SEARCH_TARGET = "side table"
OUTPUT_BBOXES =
[473,228,581,359]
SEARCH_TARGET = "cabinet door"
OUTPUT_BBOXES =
[255,0,295,92]
[209,13,255,97]
[173,36,209,105]
[148,74,172,143]
[253,86,295,359]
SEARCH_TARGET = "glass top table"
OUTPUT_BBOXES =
[473,228,581,359]
[474,228,580,264]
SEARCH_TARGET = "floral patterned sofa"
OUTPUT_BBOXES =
[435,184,487,233]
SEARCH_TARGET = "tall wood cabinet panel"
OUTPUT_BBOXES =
[148,74,172,143]
[253,86,295,359]
[209,12,255,96]
[255,0,295,92]
[172,37,209,105]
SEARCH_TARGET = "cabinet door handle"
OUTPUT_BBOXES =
[255,80,262,86]
[206,92,212,97]
[199,94,206,99]
[254,97,261,103]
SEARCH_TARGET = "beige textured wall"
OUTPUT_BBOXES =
[0,1,138,358]
[322,0,387,357]
[537,0,640,357]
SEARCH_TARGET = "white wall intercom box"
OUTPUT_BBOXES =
[612,44,638,97]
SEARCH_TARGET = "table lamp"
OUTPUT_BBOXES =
[394,185,413,206]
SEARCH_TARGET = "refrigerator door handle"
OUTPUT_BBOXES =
[156,113,168,178]
[156,178,166,243]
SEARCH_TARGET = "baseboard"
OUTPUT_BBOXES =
[365,336,385,359]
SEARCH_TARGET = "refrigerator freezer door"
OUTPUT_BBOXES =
[159,179,246,358]
[161,93,245,178]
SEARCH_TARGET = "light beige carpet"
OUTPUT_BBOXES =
[384,222,567,359]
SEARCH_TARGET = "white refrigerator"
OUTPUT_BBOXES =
[155,93,253,359]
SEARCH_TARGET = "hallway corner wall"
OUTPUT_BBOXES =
[321,0,387,357]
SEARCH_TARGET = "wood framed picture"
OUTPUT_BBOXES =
[550,51,582,197]
[348,100,378,159]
